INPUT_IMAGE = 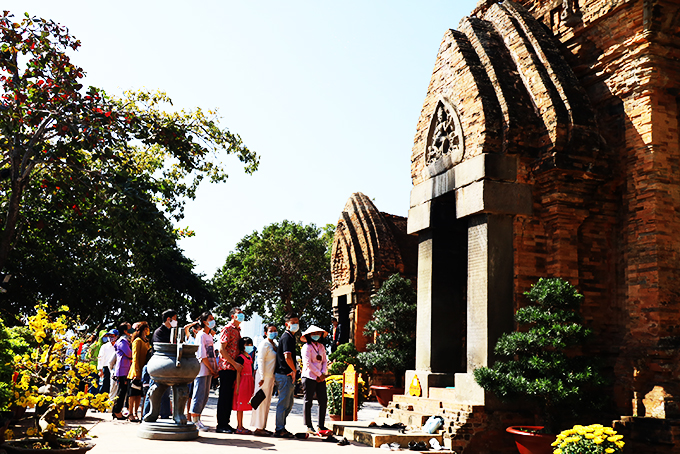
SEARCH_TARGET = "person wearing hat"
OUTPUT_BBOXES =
[300,324,329,433]
[97,329,118,396]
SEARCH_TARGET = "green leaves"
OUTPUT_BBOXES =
[473,278,605,431]
[212,220,332,326]
[357,274,416,386]
[0,12,258,324]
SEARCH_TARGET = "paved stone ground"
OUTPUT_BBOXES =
[85,391,384,454]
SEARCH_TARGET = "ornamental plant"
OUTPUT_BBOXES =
[9,304,112,449]
[473,278,605,433]
[325,374,368,416]
[357,274,417,388]
[328,343,368,376]
[552,424,624,454]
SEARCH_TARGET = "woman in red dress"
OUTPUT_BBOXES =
[233,336,255,434]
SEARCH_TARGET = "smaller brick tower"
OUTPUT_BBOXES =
[330,193,417,352]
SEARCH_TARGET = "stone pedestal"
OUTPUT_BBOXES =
[405,370,454,398]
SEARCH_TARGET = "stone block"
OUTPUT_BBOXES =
[455,180,532,218]
[405,370,455,399]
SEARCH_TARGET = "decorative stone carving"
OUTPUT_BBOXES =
[426,100,464,168]
[561,0,582,27]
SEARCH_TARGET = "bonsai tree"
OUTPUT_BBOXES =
[473,278,605,433]
[328,343,368,376]
[358,274,416,387]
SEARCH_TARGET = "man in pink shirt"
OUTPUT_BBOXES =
[216,307,244,434]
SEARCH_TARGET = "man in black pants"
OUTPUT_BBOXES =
[216,307,244,433]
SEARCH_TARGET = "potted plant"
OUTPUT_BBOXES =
[2,304,112,453]
[357,274,416,404]
[473,278,605,454]
[327,343,367,375]
[326,374,368,421]
[552,424,625,454]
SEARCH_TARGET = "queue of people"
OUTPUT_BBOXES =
[96,307,330,438]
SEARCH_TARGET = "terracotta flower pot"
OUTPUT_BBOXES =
[370,385,404,407]
[329,414,342,421]
[506,426,555,454]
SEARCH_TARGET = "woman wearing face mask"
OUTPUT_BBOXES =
[251,324,278,436]
[126,321,150,422]
[189,312,218,431]
[300,325,329,434]
[232,337,255,434]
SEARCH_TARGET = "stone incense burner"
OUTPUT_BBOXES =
[138,341,200,440]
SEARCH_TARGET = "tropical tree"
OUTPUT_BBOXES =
[0,12,259,322]
[0,12,258,273]
[357,273,417,387]
[212,220,332,326]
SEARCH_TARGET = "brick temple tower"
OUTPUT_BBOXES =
[330,192,417,352]
[380,0,680,451]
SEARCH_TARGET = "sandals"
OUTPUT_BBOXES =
[253,428,270,437]
[235,427,253,435]
[274,429,294,438]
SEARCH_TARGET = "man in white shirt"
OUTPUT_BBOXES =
[97,329,118,395]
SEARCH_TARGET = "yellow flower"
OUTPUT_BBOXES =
[615,441,625,449]
[594,437,604,444]
[585,433,595,439]
[605,449,615,453]
[26,427,38,436]
[554,450,561,454]
[4,429,14,440]
[608,435,623,442]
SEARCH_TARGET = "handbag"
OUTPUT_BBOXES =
[249,388,266,410]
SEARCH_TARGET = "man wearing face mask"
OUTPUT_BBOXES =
[189,311,218,431]
[152,309,178,344]
[216,307,244,434]
[143,309,177,420]
[274,313,300,438]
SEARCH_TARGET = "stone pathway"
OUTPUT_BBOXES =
[85,391,384,453]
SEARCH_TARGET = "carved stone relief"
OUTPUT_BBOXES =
[425,100,465,171]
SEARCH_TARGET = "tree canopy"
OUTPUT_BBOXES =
[212,220,332,327]
[0,12,259,324]
[357,273,417,387]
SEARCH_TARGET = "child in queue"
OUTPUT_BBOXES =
[233,336,255,435]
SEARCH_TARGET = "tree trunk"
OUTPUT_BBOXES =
[0,173,25,272]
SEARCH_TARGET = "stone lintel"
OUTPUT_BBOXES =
[410,153,518,208]
[455,180,532,218]
[407,201,432,234]
[332,284,354,299]
[408,154,525,233]
[405,370,454,399]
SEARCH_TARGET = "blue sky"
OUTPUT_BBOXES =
[8,0,478,276]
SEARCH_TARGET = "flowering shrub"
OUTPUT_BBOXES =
[552,424,624,454]
[326,374,368,415]
[9,304,112,447]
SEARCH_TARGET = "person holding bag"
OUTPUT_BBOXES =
[251,324,278,436]
[126,321,150,422]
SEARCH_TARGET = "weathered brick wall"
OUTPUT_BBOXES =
[409,0,680,449]
[330,193,418,351]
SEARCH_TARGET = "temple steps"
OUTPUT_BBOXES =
[375,390,487,453]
